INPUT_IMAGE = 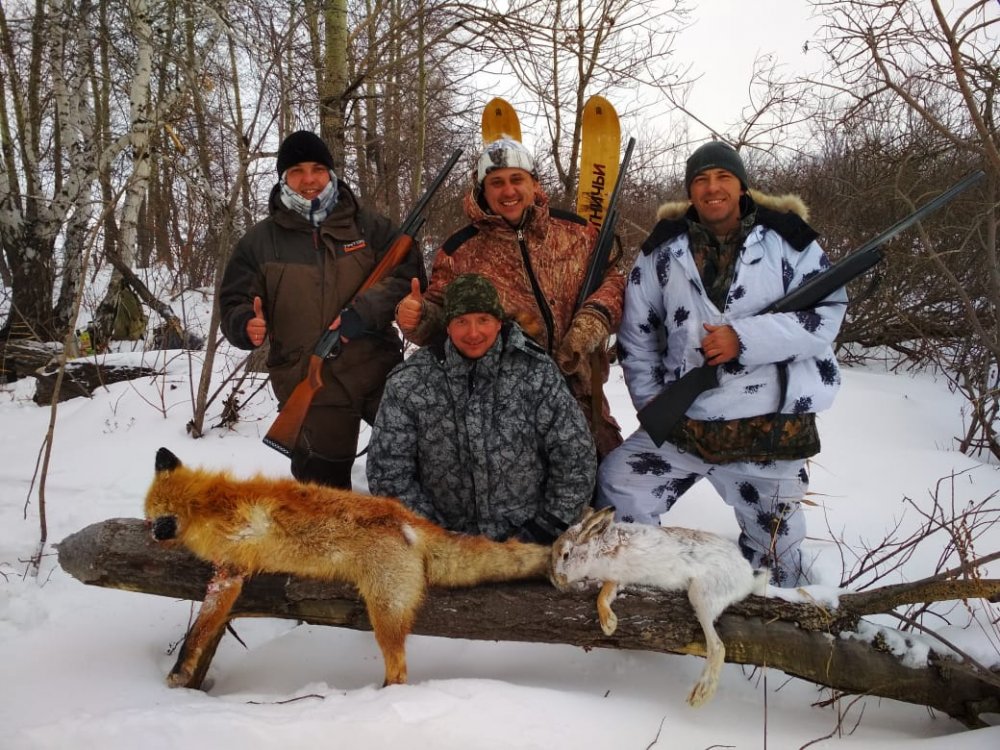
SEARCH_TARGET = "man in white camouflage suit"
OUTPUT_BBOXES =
[598,142,847,586]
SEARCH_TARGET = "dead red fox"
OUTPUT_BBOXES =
[144,447,551,686]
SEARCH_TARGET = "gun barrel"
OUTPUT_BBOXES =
[602,137,636,225]
[851,170,986,259]
[399,148,462,236]
[764,169,984,315]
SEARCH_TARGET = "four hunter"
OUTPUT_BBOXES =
[221,123,847,588]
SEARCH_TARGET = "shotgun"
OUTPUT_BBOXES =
[263,148,463,456]
[636,169,986,447]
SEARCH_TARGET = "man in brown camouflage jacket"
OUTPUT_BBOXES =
[395,137,626,457]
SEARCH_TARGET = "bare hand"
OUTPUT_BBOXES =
[395,278,424,333]
[701,323,739,365]
[246,296,267,347]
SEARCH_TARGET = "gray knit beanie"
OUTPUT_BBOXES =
[684,141,749,195]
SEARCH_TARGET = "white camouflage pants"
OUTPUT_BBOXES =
[596,428,809,587]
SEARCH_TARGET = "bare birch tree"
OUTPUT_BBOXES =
[0,1,97,343]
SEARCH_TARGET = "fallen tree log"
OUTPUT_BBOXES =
[57,518,1000,728]
[32,360,159,404]
[4,339,158,403]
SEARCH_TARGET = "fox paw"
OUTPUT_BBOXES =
[166,669,193,689]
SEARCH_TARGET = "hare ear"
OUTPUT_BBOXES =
[578,506,615,541]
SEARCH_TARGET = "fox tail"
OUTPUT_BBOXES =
[423,532,550,588]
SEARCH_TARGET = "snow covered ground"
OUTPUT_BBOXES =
[1,289,998,749]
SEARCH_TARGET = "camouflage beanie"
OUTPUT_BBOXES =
[443,273,505,323]
[685,141,749,195]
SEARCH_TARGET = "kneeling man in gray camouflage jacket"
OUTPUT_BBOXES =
[368,273,596,543]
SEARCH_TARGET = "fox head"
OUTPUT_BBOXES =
[144,448,280,572]
[144,447,188,543]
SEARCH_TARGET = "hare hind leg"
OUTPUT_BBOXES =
[596,580,620,635]
[685,578,730,707]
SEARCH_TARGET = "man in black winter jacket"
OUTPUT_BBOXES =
[219,130,422,489]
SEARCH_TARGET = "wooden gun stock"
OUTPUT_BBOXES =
[262,149,462,456]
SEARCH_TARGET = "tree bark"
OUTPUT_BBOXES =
[57,518,1000,728]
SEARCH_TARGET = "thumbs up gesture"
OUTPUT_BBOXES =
[395,278,424,334]
[246,296,267,347]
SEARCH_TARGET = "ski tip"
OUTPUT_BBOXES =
[584,94,614,115]
[484,97,509,116]
[482,97,522,143]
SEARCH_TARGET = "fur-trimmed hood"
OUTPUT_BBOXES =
[656,189,810,223]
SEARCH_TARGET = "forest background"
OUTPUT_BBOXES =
[0,0,997,448]
[2,0,998,457]
[0,0,998,743]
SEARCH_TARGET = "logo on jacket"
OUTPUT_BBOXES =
[343,240,367,253]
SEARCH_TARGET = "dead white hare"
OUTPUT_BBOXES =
[550,506,769,706]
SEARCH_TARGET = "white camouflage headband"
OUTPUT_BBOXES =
[476,136,536,183]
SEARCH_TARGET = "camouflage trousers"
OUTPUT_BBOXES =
[595,428,809,587]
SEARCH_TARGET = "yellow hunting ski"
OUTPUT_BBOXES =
[576,95,621,229]
[482,98,521,143]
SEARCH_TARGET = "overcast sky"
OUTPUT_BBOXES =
[667,0,824,139]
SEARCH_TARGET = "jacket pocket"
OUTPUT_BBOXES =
[266,341,303,370]
[266,343,305,405]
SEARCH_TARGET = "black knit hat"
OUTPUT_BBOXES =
[276,130,336,176]
[684,141,749,195]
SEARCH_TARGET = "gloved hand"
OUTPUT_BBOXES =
[336,307,366,340]
[555,307,610,392]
